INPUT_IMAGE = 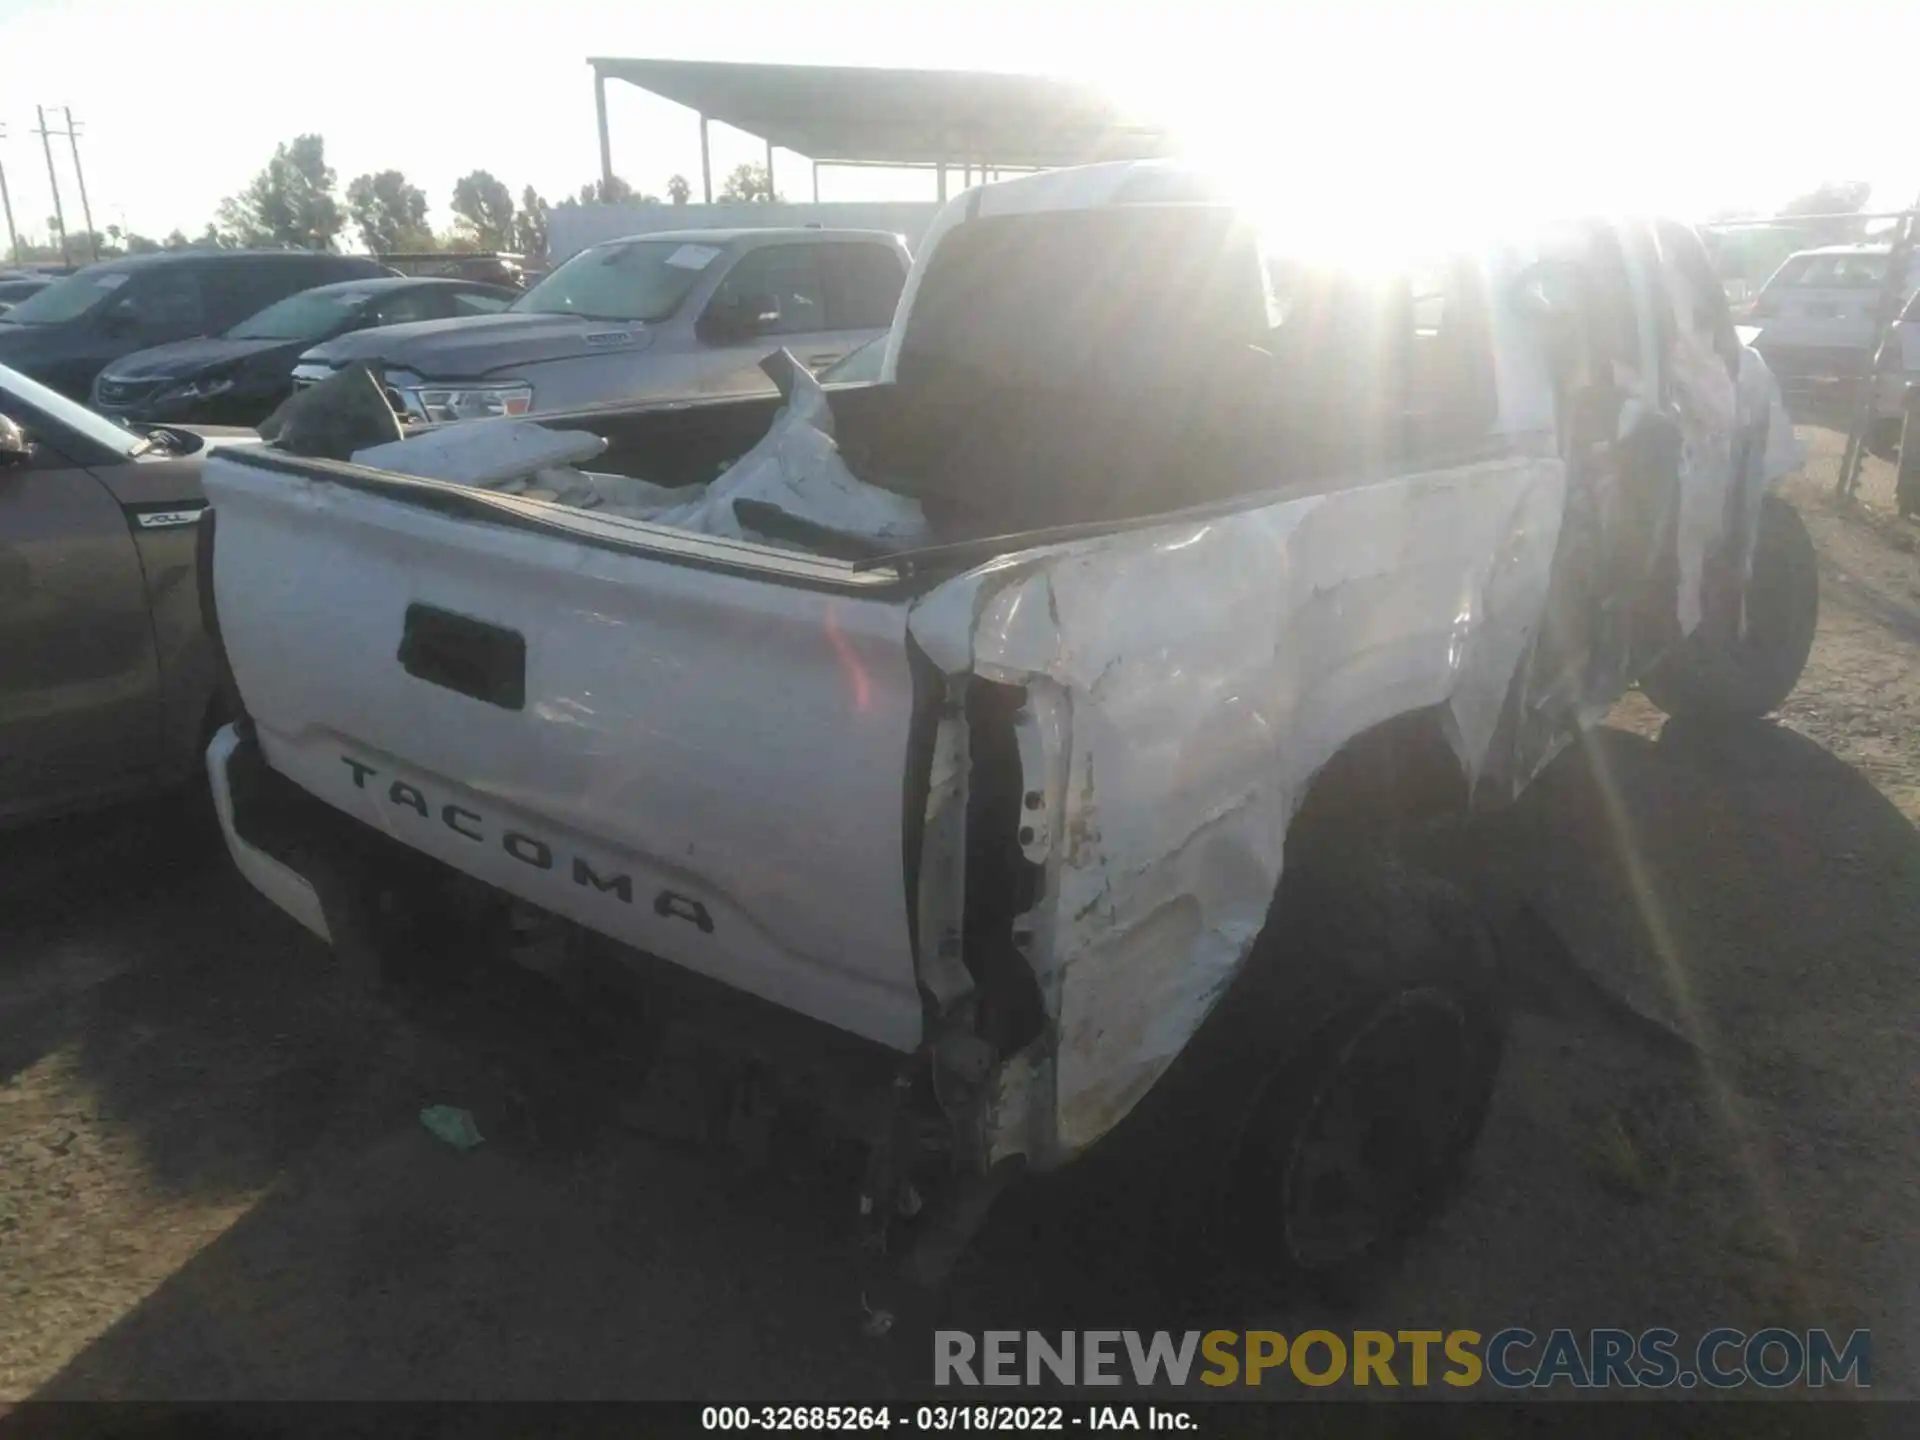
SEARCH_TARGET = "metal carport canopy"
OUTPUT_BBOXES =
[588,57,1176,180]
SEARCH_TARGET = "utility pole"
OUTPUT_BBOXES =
[63,109,98,262]
[0,124,20,264]
[33,106,70,268]
[1838,196,1920,500]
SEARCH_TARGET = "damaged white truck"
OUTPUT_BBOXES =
[197,163,1815,1303]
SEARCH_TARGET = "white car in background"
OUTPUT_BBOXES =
[1868,289,1920,513]
[1746,243,1920,379]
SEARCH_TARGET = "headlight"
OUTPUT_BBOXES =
[160,375,236,402]
[405,383,534,422]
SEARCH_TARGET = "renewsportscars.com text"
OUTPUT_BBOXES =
[933,1328,1871,1390]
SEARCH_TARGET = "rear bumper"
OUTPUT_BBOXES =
[206,723,331,941]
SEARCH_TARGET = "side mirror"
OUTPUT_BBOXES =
[0,413,33,468]
[100,298,142,336]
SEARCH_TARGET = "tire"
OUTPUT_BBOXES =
[1639,493,1818,722]
[1123,846,1506,1298]
[1865,417,1901,465]
[1899,397,1920,520]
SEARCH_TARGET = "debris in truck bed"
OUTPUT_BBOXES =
[335,347,928,556]
[660,352,928,549]
[259,362,406,459]
[352,419,607,487]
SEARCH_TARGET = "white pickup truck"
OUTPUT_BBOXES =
[198,164,1813,1299]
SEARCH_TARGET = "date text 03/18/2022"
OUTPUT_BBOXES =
[701,1406,1195,1431]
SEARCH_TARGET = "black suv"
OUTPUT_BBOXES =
[0,250,392,400]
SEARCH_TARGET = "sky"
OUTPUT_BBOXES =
[1,0,1918,248]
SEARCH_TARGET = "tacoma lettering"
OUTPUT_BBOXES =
[335,753,660,916]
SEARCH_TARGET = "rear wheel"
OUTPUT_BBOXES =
[1865,417,1901,465]
[1898,395,1920,519]
[1130,847,1505,1297]
[1640,493,1818,721]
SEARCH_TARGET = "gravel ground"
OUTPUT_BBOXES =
[2,438,1916,1404]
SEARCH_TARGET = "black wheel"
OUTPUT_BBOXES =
[1233,981,1491,1278]
[1640,493,1818,721]
[1122,847,1505,1297]
[1899,396,1920,519]
[1865,417,1901,465]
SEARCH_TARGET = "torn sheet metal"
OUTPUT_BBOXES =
[1656,258,1804,637]
[1662,261,1742,638]
[909,455,1566,1166]
[652,351,930,548]
[351,418,697,518]
[353,419,606,486]
[348,356,929,552]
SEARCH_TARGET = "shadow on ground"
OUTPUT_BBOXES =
[5,711,1917,1400]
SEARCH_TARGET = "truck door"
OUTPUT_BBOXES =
[0,387,162,818]
[695,243,861,396]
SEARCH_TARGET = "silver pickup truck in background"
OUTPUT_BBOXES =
[200,164,1814,1312]
[290,227,911,422]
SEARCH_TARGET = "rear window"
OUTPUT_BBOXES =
[896,205,1272,393]
[1775,253,1889,288]
[1265,255,1498,464]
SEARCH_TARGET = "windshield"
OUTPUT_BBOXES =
[0,268,134,325]
[228,287,369,341]
[511,239,718,323]
[0,360,151,457]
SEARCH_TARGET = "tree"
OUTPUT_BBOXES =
[124,233,162,254]
[195,223,229,250]
[1780,181,1873,245]
[9,233,68,262]
[215,134,346,249]
[1781,181,1871,218]
[513,186,550,260]
[163,229,191,250]
[719,163,781,204]
[346,169,432,254]
[667,173,692,206]
[573,175,641,206]
[450,170,516,250]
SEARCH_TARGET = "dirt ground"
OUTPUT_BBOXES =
[2,430,1917,1405]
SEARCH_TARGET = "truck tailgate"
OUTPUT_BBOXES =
[204,456,926,1051]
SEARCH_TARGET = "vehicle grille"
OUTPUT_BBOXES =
[96,378,159,406]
